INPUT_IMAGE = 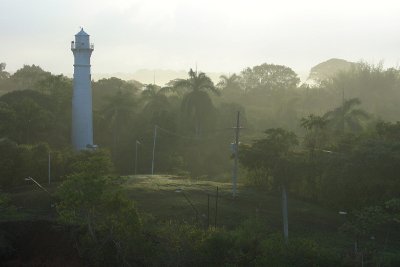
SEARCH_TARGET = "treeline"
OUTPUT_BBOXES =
[1,62,400,209]
[2,61,400,265]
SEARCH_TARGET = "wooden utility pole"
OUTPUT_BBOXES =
[48,152,51,185]
[232,111,240,198]
[135,140,141,175]
[151,125,157,175]
[215,186,219,228]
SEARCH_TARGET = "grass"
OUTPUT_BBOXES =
[4,174,399,253]
[122,174,351,250]
[1,183,57,221]
[4,174,345,234]
[123,175,340,225]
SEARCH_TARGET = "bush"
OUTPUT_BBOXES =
[259,234,341,267]
[56,149,148,266]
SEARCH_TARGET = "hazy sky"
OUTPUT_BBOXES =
[1,0,400,77]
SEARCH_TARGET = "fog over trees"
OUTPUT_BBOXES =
[1,59,400,266]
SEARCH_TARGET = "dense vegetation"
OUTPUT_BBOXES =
[1,61,400,265]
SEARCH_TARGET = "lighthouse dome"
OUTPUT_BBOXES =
[75,28,89,36]
[74,28,91,49]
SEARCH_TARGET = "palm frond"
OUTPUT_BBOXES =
[348,109,370,120]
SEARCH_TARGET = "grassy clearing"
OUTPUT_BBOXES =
[4,174,388,251]
[122,175,350,249]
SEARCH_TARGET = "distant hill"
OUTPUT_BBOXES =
[306,58,357,84]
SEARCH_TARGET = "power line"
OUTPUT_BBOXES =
[148,123,244,175]
[156,125,232,141]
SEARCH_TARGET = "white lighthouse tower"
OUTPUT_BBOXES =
[71,28,94,150]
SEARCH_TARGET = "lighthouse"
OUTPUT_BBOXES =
[71,28,94,150]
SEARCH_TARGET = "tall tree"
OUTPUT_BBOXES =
[323,98,369,133]
[11,64,51,90]
[240,63,300,94]
[300,114,328,158]
[141,84,170,114]
[240,128,299,242]
[0,102,16,138]
[171,69,219,136]
[34,74,73,146]
[321,63,400,122]
[0,90,53,144]
[0,63,10,80]
[216,73,243,104]
[93,77,139,109]
[101,90,136,157]
[0,62,12,94]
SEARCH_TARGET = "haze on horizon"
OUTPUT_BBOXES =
[2,0,400,82]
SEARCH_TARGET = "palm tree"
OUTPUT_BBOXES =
[300,114,329,160]
[300,114,328,131]
[141,84,170,113]
[217,73,243,102]
[140,84,176,130]
[323,98,370,133]
[217,73,241,91]
[172,69,219,136]
[102,90,136,156]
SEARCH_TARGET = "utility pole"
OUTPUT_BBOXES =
[232,111,240,198]
[215,186,219,228]
[151,125,157,175]
[135,140,141,175]
[48,152,51,185]
[342,85,345,134]
[207,194,210,229]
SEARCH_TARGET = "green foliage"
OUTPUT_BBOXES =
[342,198,400,239]
[0,139,19,187]
[0,139,52,187]
[259,234,341,267]
[240,128,299,188]
[0,195,14,258]
[0,77,72,147]
[0,102,15,137]
[240,63,300,93]
[300,114,329,158]
[0,192,20,222]
[10,64,51,90]
[0,63,10,80]
[322,63,400,122]
[217,74,243,103]
[92,77,139,109]
[95,89,137,169]
[318,135,400,208]
[141,84,171,116]
[56,149,146,266]
[144,218,341,266]
[323,98,370,134]
[0,90,54,144]
[2,62,400,226]
[172,69,218,137]
[376,121,400,141]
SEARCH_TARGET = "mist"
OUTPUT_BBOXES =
[1,1,400,266]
